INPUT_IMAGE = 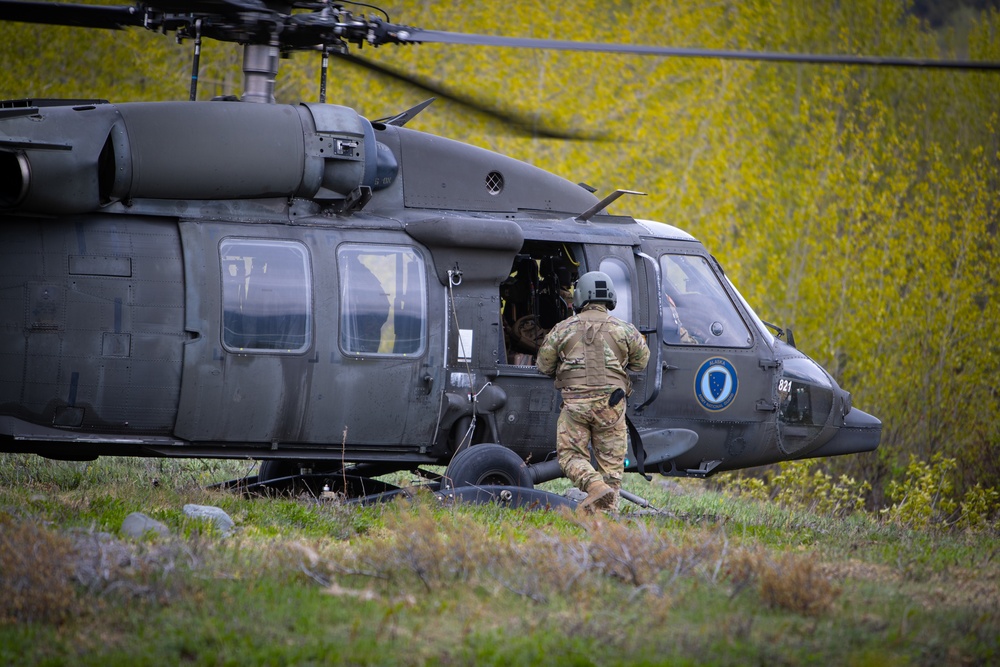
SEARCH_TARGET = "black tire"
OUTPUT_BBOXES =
[258,459,300,484]
[256,460,305,493]
[442,444,534,490]
[258,461,401,498]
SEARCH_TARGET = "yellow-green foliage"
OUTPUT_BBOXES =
[882,454,959,528]
[1,0,998,497]
[723,456,999,530]
[958,483,1000,531]
[881,454,1000,530]
[720,460,871,517]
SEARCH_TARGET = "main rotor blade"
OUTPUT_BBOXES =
[336,52,610,141]
[400,29,1000,72]
[5,2,997,72]
[0,1,273,30]
[0,0,145,29]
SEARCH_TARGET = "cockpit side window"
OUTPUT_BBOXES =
[659,254,752,348]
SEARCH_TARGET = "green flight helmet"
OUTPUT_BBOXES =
[573,271,617,310]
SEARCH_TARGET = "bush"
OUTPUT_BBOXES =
[757,552,841,617]
[719,460,871,517]
[880,453,959,528]
[726,548,841,617]
[0,518,77,625]
[956,483,1000,531]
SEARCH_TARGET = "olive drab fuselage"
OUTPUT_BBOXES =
[0,100,881,479]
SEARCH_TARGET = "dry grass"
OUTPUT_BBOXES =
[1,455,997,665]
[0,513,205,626]
[0,517,77,625]
[284,499,847,622]
[757,552,841,616]
[725,547,841,616]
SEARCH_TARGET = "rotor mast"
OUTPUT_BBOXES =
[242,43,280,103]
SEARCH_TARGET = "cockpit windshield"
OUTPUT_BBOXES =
[659,254,752,348]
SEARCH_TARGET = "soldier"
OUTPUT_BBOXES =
[537,271,650,512]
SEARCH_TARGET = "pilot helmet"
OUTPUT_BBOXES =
[573,271,617,310]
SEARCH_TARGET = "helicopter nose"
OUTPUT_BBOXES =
[775,355,846,457]
[802,408,882,459]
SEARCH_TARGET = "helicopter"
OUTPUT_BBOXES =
[3,1,995,505]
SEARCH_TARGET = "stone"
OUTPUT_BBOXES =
[183,504,235,536]
[121,512,169,539]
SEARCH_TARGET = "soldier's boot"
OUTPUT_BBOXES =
[597,484,620,511]
[579,480,614,513]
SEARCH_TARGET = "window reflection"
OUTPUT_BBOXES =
[659,254,751,347]
[338,244,426,356]
[221,239,311,353]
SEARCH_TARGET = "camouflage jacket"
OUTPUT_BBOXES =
[537,304,650,397]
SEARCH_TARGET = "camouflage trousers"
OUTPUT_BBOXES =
[556,393,627,496]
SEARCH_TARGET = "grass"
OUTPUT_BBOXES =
[0,454,997,666]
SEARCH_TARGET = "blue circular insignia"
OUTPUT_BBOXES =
[694,357,738,411]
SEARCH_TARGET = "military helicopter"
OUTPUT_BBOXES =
[2,1,996,505]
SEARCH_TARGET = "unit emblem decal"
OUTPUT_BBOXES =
[694,357,738,411]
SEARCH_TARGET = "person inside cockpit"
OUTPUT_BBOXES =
[662,281,703,345]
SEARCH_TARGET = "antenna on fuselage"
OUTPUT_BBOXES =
[575,189,646,223]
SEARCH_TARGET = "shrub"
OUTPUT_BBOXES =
[726,547,841,617]
[585,516,678,587]
[719,460,871,517]
[757,552,841,617]
[880,454,959,528]
[955,483,1000,532]
[0,518,77,625]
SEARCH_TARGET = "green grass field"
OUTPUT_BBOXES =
[1,454,997,666]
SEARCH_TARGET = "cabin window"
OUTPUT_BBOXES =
[659,254,752,347]
[599,257,633,323]
[220,239,312,353]
[338,244,426,356]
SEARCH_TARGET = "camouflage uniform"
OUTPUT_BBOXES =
[537,304,649,505]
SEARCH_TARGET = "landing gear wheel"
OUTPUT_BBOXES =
[258,460,299,484]
[442,443,534,490]
[257,461,401,498]
[257,460,303,493]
